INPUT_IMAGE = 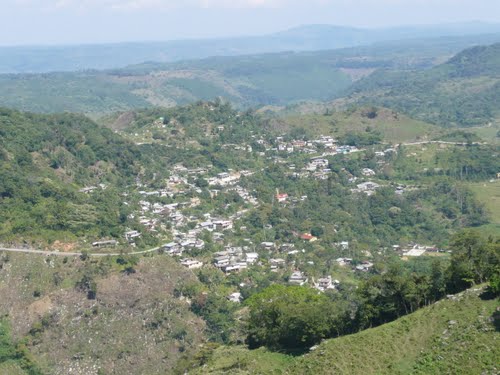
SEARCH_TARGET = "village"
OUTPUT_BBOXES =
[82,125,445,301]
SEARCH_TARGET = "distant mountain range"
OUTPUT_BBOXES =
[0,32,499,128]
[2,22,500,73]
[1,33,500,119]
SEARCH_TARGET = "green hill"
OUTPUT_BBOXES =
[347,43,500,127]
[0,108,156,245]
[446,43,500,77]
[187,286,499,374]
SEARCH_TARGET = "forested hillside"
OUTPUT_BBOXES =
[0,108,153,244]
[347,43,500,127]
[0,101,498,374]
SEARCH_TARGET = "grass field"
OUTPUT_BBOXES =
[468,180,500,236]
[469,180,500,222]
[458,118,500,144]
[283,107,441,144]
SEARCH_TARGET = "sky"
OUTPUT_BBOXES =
[2,0,500,45]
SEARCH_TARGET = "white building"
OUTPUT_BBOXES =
[246,252,259,264]
[315,276,337,291]
[289,270,308,286]
[181,259,204,269]
[227,292,242,303]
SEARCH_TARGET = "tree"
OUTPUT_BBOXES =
[191,292,237,344]
[488,266,500,296]
[446,230,500,293]
[430,260,447,301]
[310,226,324,237]
[75,273,97,300]
[246,285,334,351]
[354,263,432,329]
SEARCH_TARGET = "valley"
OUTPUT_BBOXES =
[0,23,499,375]
[0,98,498,374]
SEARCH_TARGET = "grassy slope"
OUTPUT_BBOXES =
[190,287,499,374]
[282,107,441,143]
[468,180,500,236]
[461,122,500,144]
[187,346,293,375]
[469,180,500,223]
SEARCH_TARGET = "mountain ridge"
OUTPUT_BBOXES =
[2,22,500,74]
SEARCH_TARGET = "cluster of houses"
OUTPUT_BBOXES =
[307,157,330,170]
[271,135,361,157]
[87,119,443,306]
[228,185,259,206]
[162,236,205,256]
[314,276,339,291]
[213,246,260,274]
[252,135,362,163]
[288,271,340,292]
[207,171,241,187]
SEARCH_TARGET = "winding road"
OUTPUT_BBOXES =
[400,140,486,146]
[0,246,161,257]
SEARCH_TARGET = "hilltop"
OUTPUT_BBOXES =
[186,286,499,374]
[276,106,441,144]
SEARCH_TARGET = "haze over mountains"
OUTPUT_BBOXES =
[2,22,500,74]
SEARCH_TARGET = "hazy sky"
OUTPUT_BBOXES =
[2,0,500,45]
